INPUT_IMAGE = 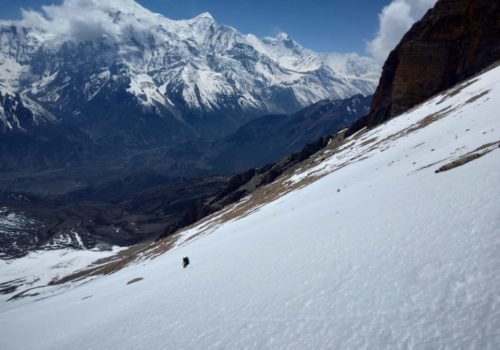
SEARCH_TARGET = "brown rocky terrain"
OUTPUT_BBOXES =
[353,0,500,133]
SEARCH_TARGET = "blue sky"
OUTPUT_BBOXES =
[1,0,390,54]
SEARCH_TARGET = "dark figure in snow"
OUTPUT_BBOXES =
[182,257,190,268]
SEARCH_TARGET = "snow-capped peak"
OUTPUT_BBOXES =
[262,32,304,52]
[193,12,215,21]
[0,0,380,133]
[275,32,291,41]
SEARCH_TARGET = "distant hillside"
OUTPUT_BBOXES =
[210,95,371,173]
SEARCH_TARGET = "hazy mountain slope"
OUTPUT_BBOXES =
[210,95,371,172]
[1,60,499,350]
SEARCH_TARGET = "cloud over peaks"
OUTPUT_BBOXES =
[16,0,148,43]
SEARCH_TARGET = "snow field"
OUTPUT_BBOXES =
[1,67,500,349]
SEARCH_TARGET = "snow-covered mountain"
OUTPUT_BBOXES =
[1,60,499,349]
[0,0,379,136]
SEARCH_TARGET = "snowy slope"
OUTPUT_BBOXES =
[1,66,500,349]
[0,247,124,303]
[0,0,379,132]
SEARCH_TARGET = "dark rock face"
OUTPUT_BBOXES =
[366,0,500,127]
[0,93,36,132]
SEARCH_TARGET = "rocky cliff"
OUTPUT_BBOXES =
[365,0,500,128]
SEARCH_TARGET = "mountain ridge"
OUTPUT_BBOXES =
[0,0,379,136]
[0,0,379,178]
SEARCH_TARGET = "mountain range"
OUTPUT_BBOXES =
[0,0,378,175]
[2,21,500,350]
[1,0,500,347]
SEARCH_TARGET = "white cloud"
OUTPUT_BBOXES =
[367,0,437,64]
[15,0,149,44]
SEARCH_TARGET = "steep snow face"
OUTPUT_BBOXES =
[1,63,499,350]
[0,0,379,132]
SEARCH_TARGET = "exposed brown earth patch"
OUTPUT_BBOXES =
[127,277,144,285]
[437,79,481,104]
[359,137,378,147]
[7,286,43,301]
[465,90,491,105]
[435,141,500,173]
[0,278,24,295]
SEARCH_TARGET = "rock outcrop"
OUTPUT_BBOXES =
[364,0,500,128]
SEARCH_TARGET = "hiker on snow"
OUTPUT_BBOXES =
[182,256,190,268]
